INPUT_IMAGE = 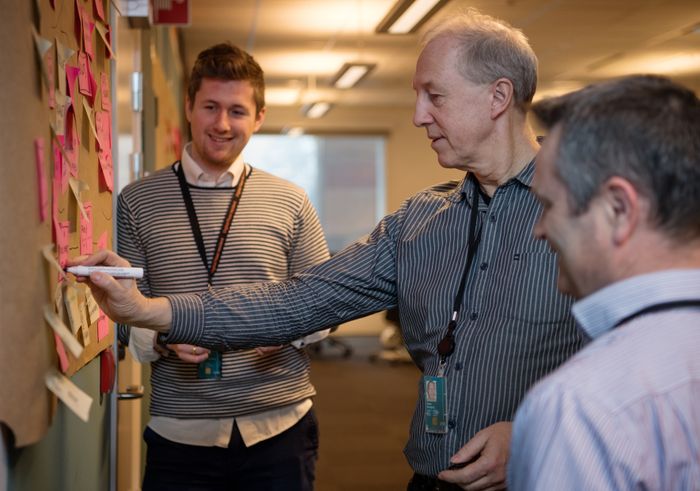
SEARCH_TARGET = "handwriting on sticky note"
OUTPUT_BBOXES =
[63,285,83,335]
[80,201,93,255]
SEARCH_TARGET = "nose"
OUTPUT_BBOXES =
[213,110,231,132]
[412,95,432,128]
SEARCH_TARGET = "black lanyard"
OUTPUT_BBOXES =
[614,299,700,328]
[437,175,486,368]
[175,161,248,287]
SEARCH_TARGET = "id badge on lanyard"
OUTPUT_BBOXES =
[424,176,483,434]
[423,375,448,433]
[175,162,248,382]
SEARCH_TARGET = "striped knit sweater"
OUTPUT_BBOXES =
[117,163,329,418]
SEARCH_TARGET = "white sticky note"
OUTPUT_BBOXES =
[45,367,93,422]
[43,305,83,358]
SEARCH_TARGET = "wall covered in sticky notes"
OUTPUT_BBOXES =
[0,0,115,448]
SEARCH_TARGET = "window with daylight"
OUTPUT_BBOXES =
[243,135,386,252]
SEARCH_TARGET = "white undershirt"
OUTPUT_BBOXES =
[128,142,327,447]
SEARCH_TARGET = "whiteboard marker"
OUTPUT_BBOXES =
[66,266,144,279]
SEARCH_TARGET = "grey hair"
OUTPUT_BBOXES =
[421,8,538,111]
[532,75,700,240]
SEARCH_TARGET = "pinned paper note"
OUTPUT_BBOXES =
[31,28,54,95]
[94,21,115,59]
[82,98,100,146]
[43,305,83,358]
[85,289,100,325]
[56,40,76,96]
[53,91,71,137]
[64,284,83,335]
[78,52,91,97]
[97,231,108,250]
[97,308,109,341]
[64,109,80,178]
[79,294,91,345]
[66,64,81,110]
[69,177,90,221]
[80,201,93,255]
[41,245,67,279]
[35,138,48,222]
[83,18,95,61]
[94,0,106,22]
[45,367,93,422]
[100,72,111,111]
[95,110,111,150]
[53,333,70,373]
[57,221,70,268]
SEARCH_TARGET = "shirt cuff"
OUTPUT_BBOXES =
[164,293,205,345]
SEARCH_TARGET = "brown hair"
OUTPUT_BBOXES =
[187,43,265,113]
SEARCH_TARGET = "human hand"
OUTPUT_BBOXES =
[255,346,283,356]
[166,344,210,363]
[67,250,172,332]
[437,421,512,490]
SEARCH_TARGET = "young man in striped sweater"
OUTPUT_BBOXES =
[118,43,329,490]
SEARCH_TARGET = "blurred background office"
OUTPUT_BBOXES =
[2,1,699,490]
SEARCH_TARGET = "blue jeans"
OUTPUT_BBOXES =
[142,409,319,491]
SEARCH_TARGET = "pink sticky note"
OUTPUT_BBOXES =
[100,72,111,111]
[80,201,93,255]
[57,221,70,268]
[66,64,81,110]
[54,332,70,372]
[78,52,91,97]
[64,109,79,177]
[95,111,111,150]
[98,146,113,193]
[97,231,108,251]
[35,138,48,222]
[87,60,98,106]
[97,309,109,341]
[55,135,69,192]
[83,18,95,61]
[94,0,106,22]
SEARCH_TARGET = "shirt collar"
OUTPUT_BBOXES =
[180,142,246,188]
[452,157,536,204]
[572,269,700,339]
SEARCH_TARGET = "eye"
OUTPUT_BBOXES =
[228,107,249,117]
[429,93,444,105]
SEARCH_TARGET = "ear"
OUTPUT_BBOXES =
[185,95,193,123]
[490,78,514,119]
[599,176,641,246]
[253,107,267,133]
